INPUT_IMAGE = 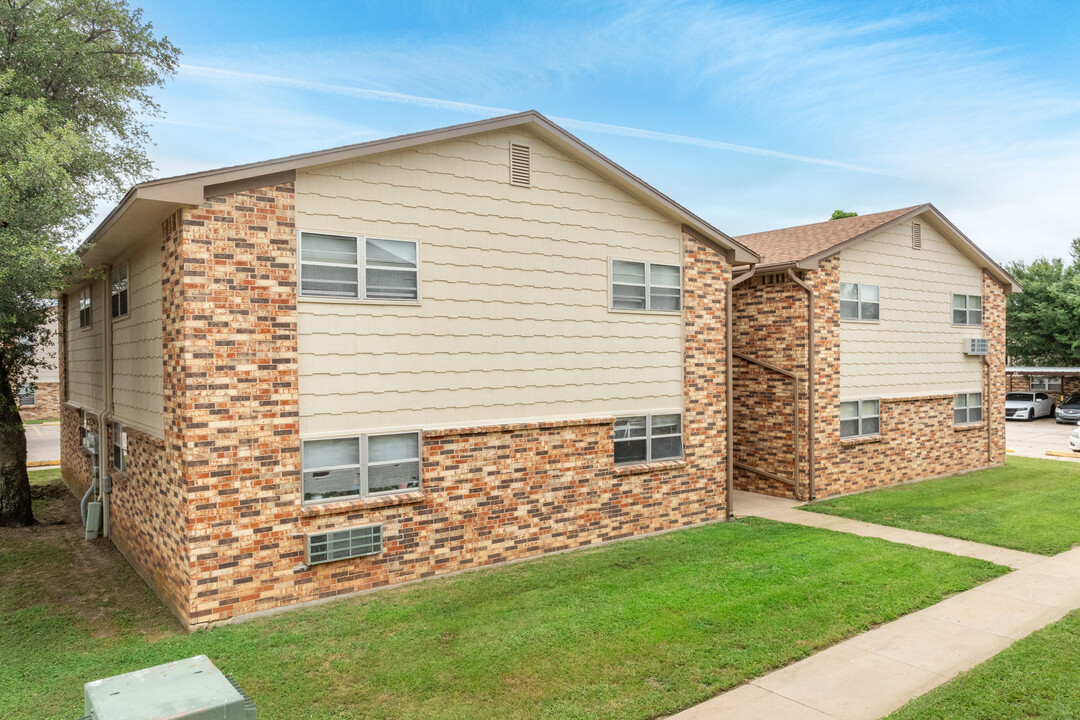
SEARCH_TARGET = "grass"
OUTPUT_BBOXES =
[0,484,1007,720]
[23,417,59,425]
[887,610,1080,719]
[804,456,1080,555]
[28,467,61,486]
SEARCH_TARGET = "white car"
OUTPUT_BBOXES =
[1005,392,1055,421]
[1071,426,1080,452]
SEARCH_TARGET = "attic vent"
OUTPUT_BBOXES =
[509,143,531,187]
[307,524,383,565]
[912,222,922,249]
[760,272,788,286]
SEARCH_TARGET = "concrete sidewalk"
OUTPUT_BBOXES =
[668,494,1080,720]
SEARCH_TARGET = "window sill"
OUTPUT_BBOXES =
[840,319,880,324]
[613,459,687,476]
[300,491,425,518]
[298,296,421,307]
[607,307,682,317]
[840,434,884,447]
[954,422,987,432]
[109,468,129,482]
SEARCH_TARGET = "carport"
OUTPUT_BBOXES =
[1006,366,1080,398]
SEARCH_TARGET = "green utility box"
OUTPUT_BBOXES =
[81,655,256,719]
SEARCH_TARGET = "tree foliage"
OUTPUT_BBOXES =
[0,0,178,526]
[1005,239,1080,366]
[830,210,858,220]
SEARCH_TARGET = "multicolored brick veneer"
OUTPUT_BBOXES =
[19,381,60,422]
[731,260,1007,501]
[1007,373,1080,397]
[60,402,95,498]
[67,187,731,627]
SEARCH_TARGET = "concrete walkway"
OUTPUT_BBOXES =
[668,494,1080,720]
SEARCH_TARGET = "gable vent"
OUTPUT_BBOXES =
[509,143,531,187]
[306,524,383,565]
[912,222,922,249]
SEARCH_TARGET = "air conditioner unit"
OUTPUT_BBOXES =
[964,338,989,356]
[307,524,383,565]
[81,655,256,720]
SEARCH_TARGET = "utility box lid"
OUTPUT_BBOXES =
[84,655,255,719]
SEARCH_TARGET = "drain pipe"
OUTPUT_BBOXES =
[725,264,757,519]
[787,269,817,502]
[96,266,115,537]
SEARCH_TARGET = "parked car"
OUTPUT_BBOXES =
[1071,425,1080,452]
[1005,392,1055,421]
[1056,394,1080,424]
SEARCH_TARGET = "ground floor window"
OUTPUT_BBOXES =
[954,392,983,425]
[302,431,421,503]
[840,399,880,438]
[17,384,34,406]
[1030,376,1062,392]
[111,422,128,472]
[614,413,683,464]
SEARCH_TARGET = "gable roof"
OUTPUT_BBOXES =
[80,110,758,267]
[733,203,1020,292]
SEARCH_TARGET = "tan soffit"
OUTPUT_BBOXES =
[79,110,759,268]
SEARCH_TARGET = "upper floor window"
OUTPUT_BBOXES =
[952,294,982,326]
[611,260,681,312]
[302,431,421,504]
[840,399,880,438]
[299,232,418,302]
[1030,376,1061,393]
[954,393,983,425]
[840,282,879,321]
[614,413,683,465]
[111,265,129,319]
[78,286,92,328]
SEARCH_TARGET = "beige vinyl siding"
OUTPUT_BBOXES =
[838,217,984,398]
[111,238,164,436]
[296,128,684,435]
[66,281,104,410]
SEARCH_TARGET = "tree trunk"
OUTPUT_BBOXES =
[0,376,34,527]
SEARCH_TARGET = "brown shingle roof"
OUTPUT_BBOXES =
[734,205,926,266]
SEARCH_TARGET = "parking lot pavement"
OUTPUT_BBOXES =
[25,422,60,464]
[1006,417,1080,463]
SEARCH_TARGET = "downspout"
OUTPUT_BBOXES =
[787,269,817,502]
[97,265,115,537]
[725,264,757,519]
[984,354,992,465]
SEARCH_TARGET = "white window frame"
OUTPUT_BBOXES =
[840,399,881,438]
[952,293,983,326]
[78,286,92,329]
[613,413,684,465]
[111,421,128,473]
[298,230,420,303]
[839,282,880,322]
[301,431,422,505]
[609,259,682,313]
[954,392,983,425]
[1030,376,1062,393]
[110,264,130,320]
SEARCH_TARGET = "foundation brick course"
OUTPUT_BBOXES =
[731,260,1007,500]
[63,189,732,627]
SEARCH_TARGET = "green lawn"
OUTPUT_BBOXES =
[0,482,1007,720]
[28,467,62,486]
[887,610,1080,720]
[804,457,1080,555]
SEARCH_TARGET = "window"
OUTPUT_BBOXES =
[1030,376,1062,392]
[611,261,682,312]
[111,421,128,472]
[839,282,880,321]
[952,294,982,325]
[954,393,983,425]
[840,399,880,438]
[302,431,421,503]
[78,286,92,328]
[613,413,683,465]
[111,265,129,318]
[299,232,418,301]
[17,384,35,407]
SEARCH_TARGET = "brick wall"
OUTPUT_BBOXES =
[60,403,95,497]
[19,381,61,422]
[731,258,1006,500]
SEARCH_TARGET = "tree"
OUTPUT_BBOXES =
[1005,238,1080,366]
[830,210,858,220]
[0,1,178,526]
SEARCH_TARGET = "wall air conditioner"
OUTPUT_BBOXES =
[964,338,989,356]
[306,524,383,565]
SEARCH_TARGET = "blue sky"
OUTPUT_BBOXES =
[127,0,1080,263]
